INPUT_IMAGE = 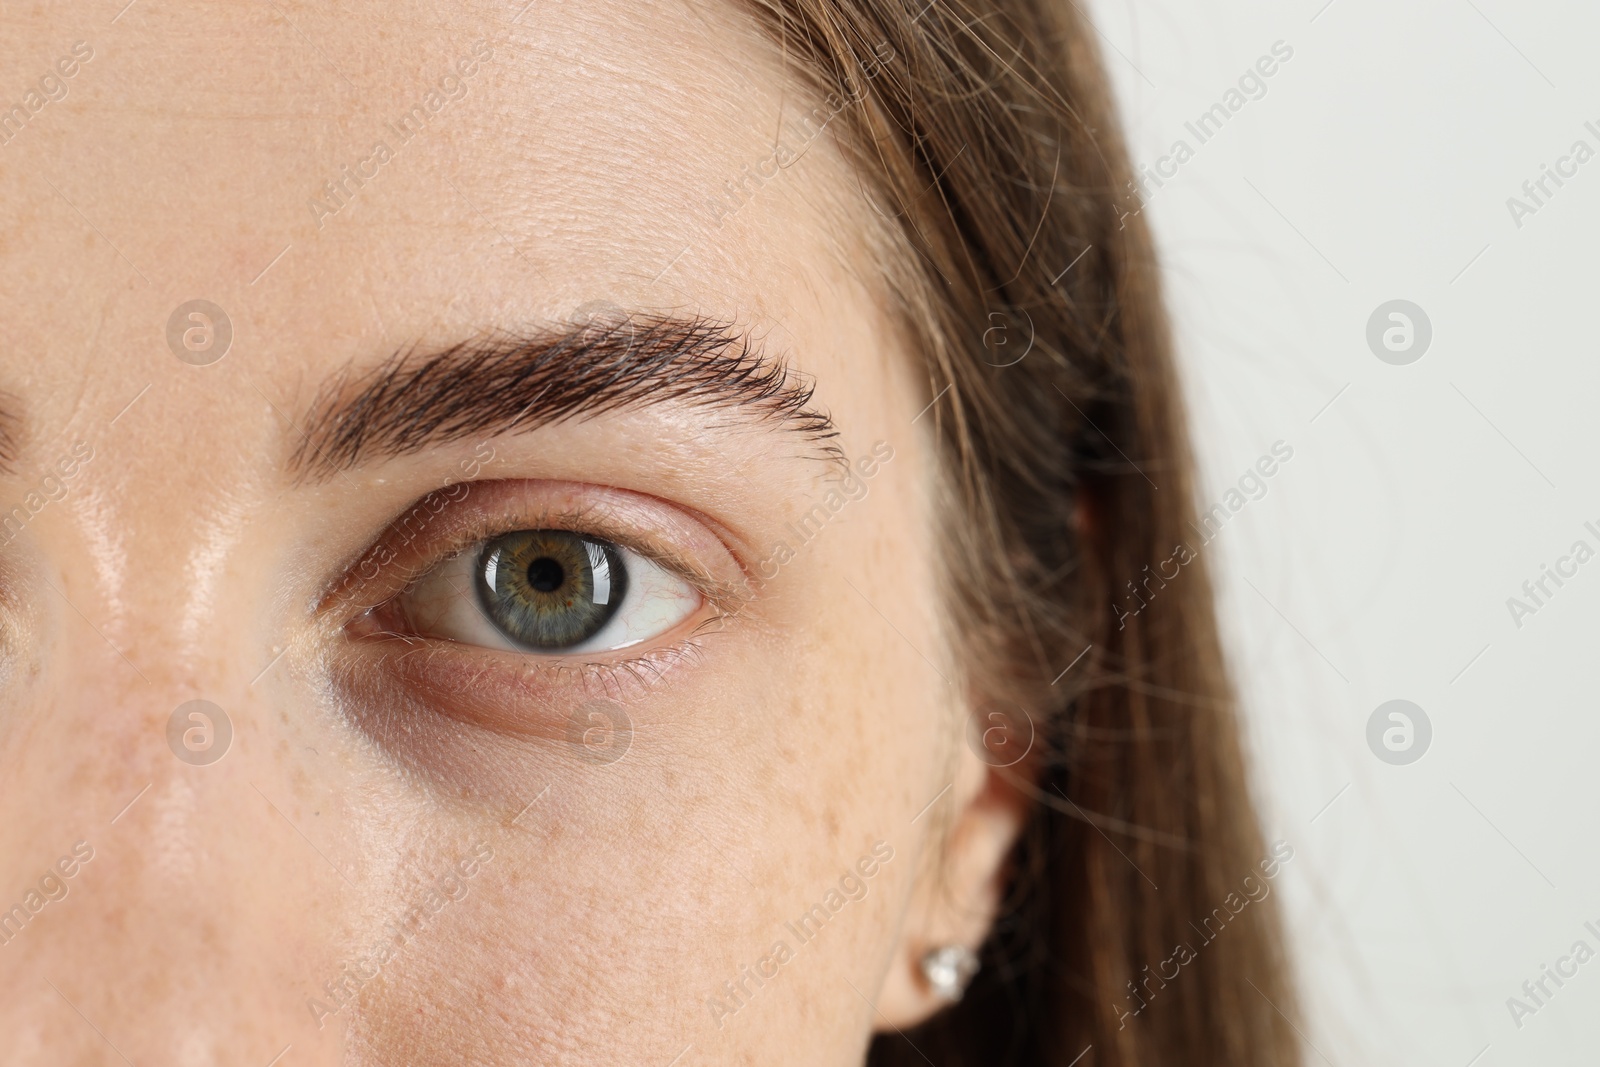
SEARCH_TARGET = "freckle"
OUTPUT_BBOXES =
[823,806,840,841]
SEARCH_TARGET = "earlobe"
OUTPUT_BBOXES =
[872,732,1035,1028]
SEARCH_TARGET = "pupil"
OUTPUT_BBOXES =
[526,556,565,593]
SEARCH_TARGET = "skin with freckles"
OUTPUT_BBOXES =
[0,2,1029,1065]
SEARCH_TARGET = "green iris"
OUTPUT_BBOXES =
[475,530,628,649]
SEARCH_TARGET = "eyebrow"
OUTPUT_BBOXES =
[290,314,841,483]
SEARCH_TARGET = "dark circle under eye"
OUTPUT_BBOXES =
[475,530,629,650]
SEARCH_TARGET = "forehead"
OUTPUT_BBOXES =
[0,1,876,426]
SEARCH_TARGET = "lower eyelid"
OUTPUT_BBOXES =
[332,631,707,752]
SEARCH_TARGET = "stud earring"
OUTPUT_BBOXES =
[920,945,980,1002]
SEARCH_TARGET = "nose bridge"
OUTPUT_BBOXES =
[0,453,353,1065]
[74,424,265,661]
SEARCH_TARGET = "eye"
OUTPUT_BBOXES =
[393,528,702,655]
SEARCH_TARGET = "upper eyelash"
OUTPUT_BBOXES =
[336,542,749,696]
[389,528,738,618]
[323,488,750,625]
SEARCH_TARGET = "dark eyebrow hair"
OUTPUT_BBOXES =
[290,314,842,483]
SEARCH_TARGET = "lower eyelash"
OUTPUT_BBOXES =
[350,596,733,691]
[350,617,732,716]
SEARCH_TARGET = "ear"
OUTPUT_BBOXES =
[873,707,1035,1027]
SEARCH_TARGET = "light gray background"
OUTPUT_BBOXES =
[1081,0,1600,1063]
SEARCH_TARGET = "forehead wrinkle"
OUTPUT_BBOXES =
[288,313,843,483]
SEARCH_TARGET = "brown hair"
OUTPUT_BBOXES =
[740,1,1302,1064]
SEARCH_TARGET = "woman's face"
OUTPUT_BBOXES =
[0,2,1024,1063]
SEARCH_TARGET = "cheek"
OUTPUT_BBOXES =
[348,454,946,1064]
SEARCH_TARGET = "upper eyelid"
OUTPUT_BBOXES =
[320,479,751,621]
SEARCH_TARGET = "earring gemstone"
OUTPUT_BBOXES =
[920,945,980,1002]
